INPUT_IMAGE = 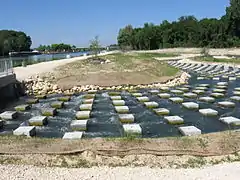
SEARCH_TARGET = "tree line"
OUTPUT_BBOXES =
[36,43,76,52]
[117,0,240,50]
[0,30,32,56]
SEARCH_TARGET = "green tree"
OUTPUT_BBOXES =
[89,36,101,57]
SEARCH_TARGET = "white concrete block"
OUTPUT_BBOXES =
[158,93,171,99]
[219,116,240,125]
[110,96,122,100]
[199,108,218,116]
[28,116,48,126]
[170,89,184,94]
[183,92,197,98]
[13,126,36,137]
[115,106,129,113]
[160,87,170,91]
[153,108,170,115]
[112,100,125,106]
[218,101,235,108]
[169,97,184,103]
[210,93,225,98]
[82,99,94,104]
[195,86,208,91]
[123,124,142,136]
[76,111,91,119]
[0,111,17,120]
[132,93,143,97]
[217,82,228,86]
[119,114,134,123]
[164,116,184,125]
[80,104,93,111]
[144,101,159,108]
[230,96,240,101]
[182,102,199,109]
[176,87,189,92]
[192,90,205,95]
[233,91,240,96]
[62,132,83,139]
[149,90,160,94]
[198,84,210,87]
[199,96,215,103]
[229,77,236,81]
[212,89,226,93]
[213,77,220,80]
[15,104,31,111]
[136,96,149,102]
[234,87,240,91]
[70,120,88,131]
[178,126,201,136]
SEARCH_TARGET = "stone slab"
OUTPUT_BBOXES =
[219,116,240,125]
[112,100,125,106]
[212,89,226,93]
[58,96,71,102]
[28,116,48,126]
[62,132,83,139]
[210,93,225,98]
[170,89,184,94]
[183,92,197,98]
[192,90,205,95]
[230,96,240,101]
[76,111,91,119]
[199,96,215,103]
[182,102,199,109]
[217,82,228,86]
[110,96,122,100]
[83,94,95,99]
[144,101,159,108]
[82,99,94,104]
[178,126,201,136]
[136,96,149,102]
[169,97,184,103]
[70,120,88,131]
[51,101,64,109]
[218,101,235,108]
[15,104,31,112]
[233,91,240,96]
[132,93,143,97]
[26,98,39,104]
[115,106,129,113]
[13,126,36,137]
[158,93,171,99]
[160,87,170,92]
[153,108,170,115]
[79,104,93,111]
[164,116,184,125]
[0,111,17,120]
[199,108,218,116]
[123,124,142,136]
[149,90,160,94]
[41,108,57,116]
[119,114,135,123]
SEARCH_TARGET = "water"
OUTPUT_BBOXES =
[1,71,240,138]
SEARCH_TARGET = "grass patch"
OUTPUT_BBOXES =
[137,53,179,58]
[194,56,240,64]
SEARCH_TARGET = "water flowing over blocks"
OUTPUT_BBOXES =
[210,93,225,98]
[110,96,122,100]
[183,92,197,98]
[158,93,171,99]
[218,101,235,108]
[58,96,71,102]
[192,90,205,95]
[199,97,215,103]
[79,104,93,111]
[112,100,125,106]
[82,99,94,104]
[76,111,91,119]
[41,108,57,116]
[144,101,159,108]
[28,116,48,126]
[123,124,142,136]
[51,101,64,109]
[149,90,160,94]
[153,108,169,115]
[15,104,31,112]
[164,116,184,125]
[70,120,88,131]
[230,96,240,101]
[219,116,240,126]
[217,82,228,86]
[119,114,134,123]
[132,93,143,97]
[115,106,129,113]
[0,111,17,120]
[233,91,240,96]
[26,98,39,104]
[13,126,36,137]
[199,108,218,116]
[182,102,199,109]
[62,132,83,139]
[178,126,201,136]
[136,96,149,102]
[170,89,184,95]
[169,97,184,103]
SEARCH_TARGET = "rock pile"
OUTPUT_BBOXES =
[23,72,191,95]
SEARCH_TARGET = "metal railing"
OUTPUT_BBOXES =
[0,57,13,77]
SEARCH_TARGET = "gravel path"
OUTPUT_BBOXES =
[1,162,240,180]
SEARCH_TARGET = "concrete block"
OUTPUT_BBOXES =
[199,96,215,103]
[199,108,218,116]
[210,93,225,98]
[217,82,228,86]
[28,116,48,126]
[88,90,97,94]
[153,108,170,115]
[0,111,17,120]
[149,90,160,94]
[26,98,39,104]
[164,116,184,125]
[219,116,240,125]
[218,101,235,108]
[192,90,205,95]
[182,102,199,109]
[13,126,36,137]
[123,124,142,136]
[144,101,159,108]
[15,104,31,112]
[115,106,129,113]
[62,132,83,139]
[183,92,197,98]
[41,108,57,116]
[132,93,143,97]
[233,91,240,96]
[137,96,149,102]
[82,99,94,104]
[70,120,88,131]
[229,77,236,81]
[160,87,170,92]
[169,97,184,103]
[178,126,201,136]
[230,96,240,101]
[35,95,47,99]
[158,93,171,99]
[170,89,184,94]
[212,89,226,93]
[79,104,93,111]
[176,87,189,92]
[195,86,208,91]
[198,84,210,87]
[58,96,71,102]
[83,94,95,99]
[197,77,205,80]
[51,101,64,109]
[76,111,91,119]
[108,92,121,96]
[110,96,122,100]
[215,85,227,89]
[119,114,134,123]
[112,100,125,106]
[234,87,240,91]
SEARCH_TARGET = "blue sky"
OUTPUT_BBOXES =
[0,0,229,48]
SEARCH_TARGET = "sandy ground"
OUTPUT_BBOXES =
[13,51,116,81]
[0,162,240,180]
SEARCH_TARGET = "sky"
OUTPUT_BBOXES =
[0,0,230,48]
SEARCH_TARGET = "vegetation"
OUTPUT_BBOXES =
[117,0,240,50]
[36,43,74,52]
[194,56,240,64]
[0,30,32,56]
[89,36,101,57]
